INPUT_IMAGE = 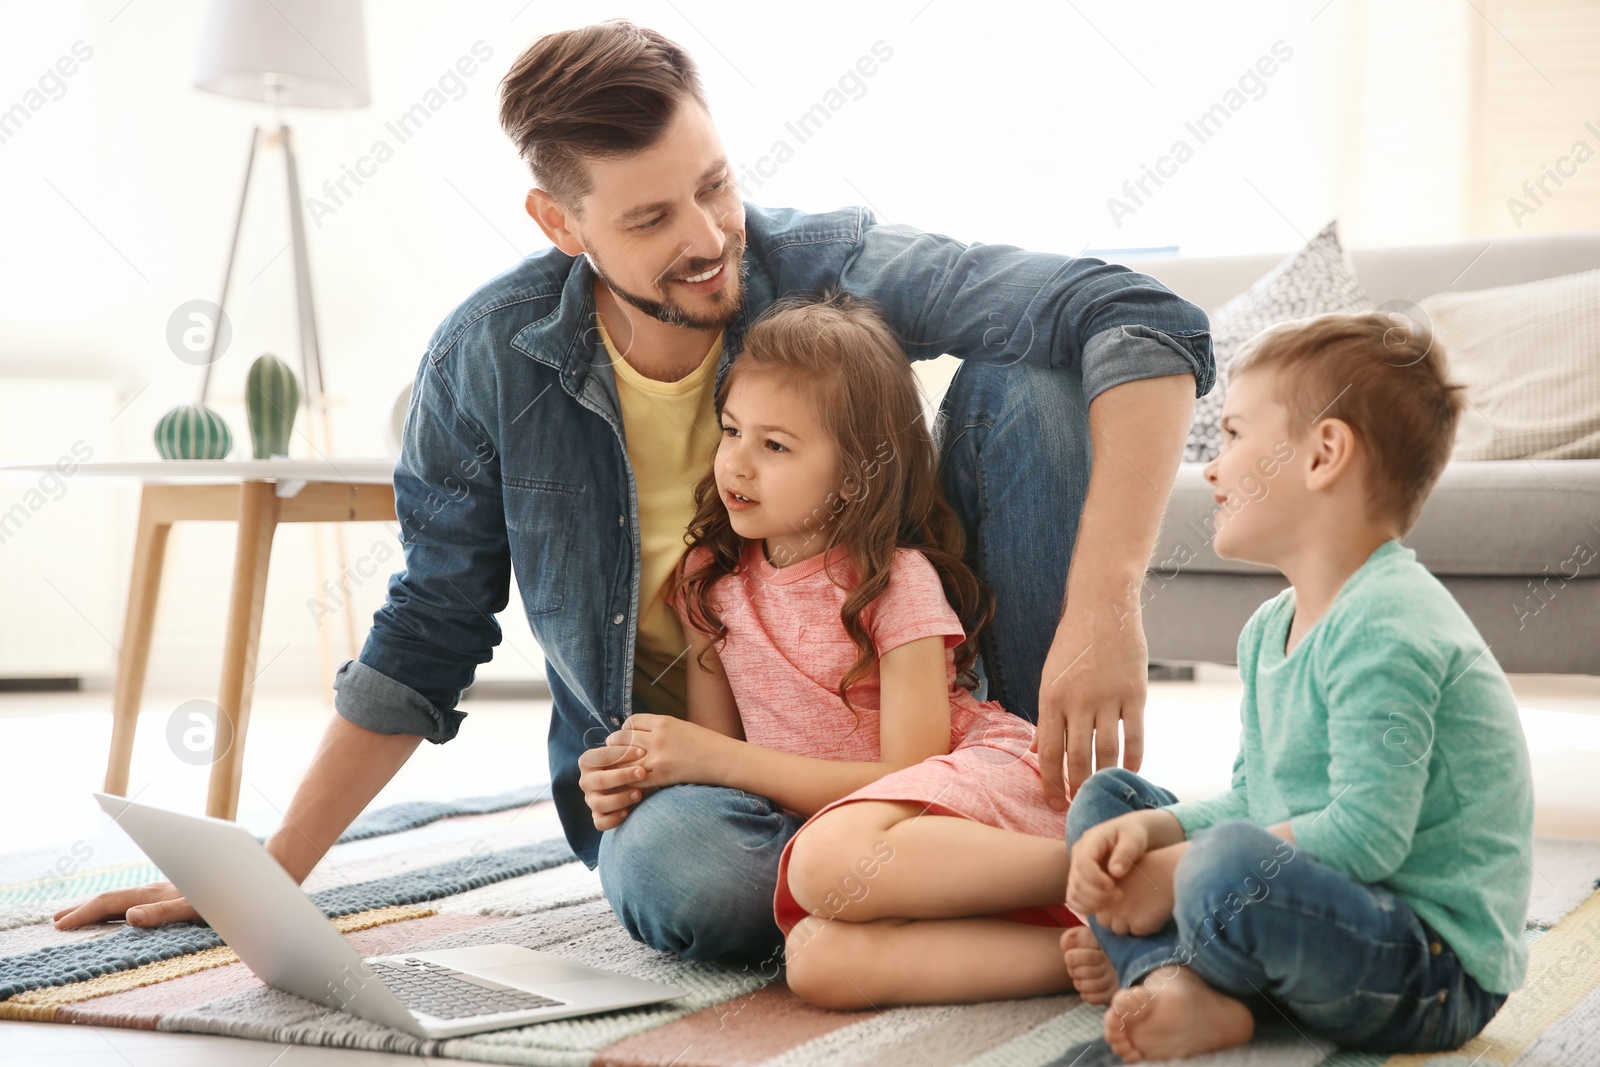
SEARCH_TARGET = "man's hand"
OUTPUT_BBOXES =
[578,743,649,831]
[608,713,733,791]
[1067,810,1153,916]
[1031,371,1192,809]
[53,881,200,930]
[1032,591,1148,808]
[55,714,421,928]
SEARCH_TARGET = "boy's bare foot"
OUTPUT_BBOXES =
[1060,925,1119,1005]
[1104,964,1254,1062]
[1100,846,1178,936]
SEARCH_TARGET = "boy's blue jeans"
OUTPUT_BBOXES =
[1066,768,1509,1054]
[598,358,1093,963]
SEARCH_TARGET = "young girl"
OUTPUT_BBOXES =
[603,291,1119,1009]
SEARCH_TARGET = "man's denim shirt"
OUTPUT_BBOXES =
[333,201,1214,867]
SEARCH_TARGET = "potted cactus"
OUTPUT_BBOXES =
[154,402,233,459]
[245,352,301,459]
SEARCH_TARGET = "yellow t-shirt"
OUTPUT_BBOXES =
[598,322,724,718]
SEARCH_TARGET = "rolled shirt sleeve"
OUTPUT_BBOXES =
[1081,323,1213,407]
[333,353,513,745]
[332,657,461,744]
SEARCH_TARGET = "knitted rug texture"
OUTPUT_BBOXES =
[2,788,1596,1067]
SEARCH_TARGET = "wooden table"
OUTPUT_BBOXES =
[0,460,397,820]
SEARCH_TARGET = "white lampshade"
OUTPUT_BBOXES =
[194,0,370,109]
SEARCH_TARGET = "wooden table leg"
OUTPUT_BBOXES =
[103,486,174,796]
[206,481,281,820]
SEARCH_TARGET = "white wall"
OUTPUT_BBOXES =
[0,0,1500,693]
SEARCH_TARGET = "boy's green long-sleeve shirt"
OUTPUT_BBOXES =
[1163,538,1534,995]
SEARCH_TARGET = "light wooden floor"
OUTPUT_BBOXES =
[1,669,1596,1064]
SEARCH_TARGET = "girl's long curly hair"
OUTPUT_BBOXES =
[673,289,995,721]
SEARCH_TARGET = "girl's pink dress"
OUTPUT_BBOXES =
[675,541,1079,935]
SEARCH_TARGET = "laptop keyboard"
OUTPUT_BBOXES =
[371,958,566,1020]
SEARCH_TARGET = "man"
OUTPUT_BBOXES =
[58,19,1211,967]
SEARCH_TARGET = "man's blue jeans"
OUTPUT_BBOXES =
[1065,768,1509,1054]
[598,358,1092,963]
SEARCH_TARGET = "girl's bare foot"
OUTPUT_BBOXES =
[1104,964,1254,1062]
[1060,925,1119,1006]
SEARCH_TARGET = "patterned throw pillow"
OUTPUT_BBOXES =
[1419,268,1600,460]
[1185,220,1373,462]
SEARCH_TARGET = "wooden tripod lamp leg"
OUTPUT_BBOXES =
[207,481,281,820]
[104,485,174,797]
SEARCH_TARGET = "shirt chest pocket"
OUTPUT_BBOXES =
[503,476,583,616]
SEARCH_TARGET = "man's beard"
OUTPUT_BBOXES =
[587,231,747,330]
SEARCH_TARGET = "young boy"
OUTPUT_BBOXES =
[1059,311,1534,1061]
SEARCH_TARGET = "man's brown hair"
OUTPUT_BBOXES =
[499,19,707,212]
[1230,311,1467,536]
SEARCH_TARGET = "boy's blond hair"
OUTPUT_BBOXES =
[1230,311,1466,536]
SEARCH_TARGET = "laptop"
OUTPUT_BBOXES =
[93,792,686,1038]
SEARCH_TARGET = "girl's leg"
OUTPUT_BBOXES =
[784,912,1072,1010]
[785,799,1069,920]
[784,798,1120,1008]
[1062,927,1119,1005]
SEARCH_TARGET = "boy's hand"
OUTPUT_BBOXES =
[1096,843,1184,935]
[1067,811,1153,915]
[608,713,733,790]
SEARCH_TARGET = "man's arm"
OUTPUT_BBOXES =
[58,346,512,929]
[55,714,420,928]
[264,714,423,882]
[1037,371,1194,805]
[833,211,1214,391]
[833,211,1211,805]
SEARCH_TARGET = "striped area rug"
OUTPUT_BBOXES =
[1,788,1596,1066]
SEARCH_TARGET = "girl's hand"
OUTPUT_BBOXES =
[577,743,649,831]
[1066,811,1151,915]
[608,713,734,790]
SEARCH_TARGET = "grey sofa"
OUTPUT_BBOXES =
[1108,232,1600,676]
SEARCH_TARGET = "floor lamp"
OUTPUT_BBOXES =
[193,0,372,699]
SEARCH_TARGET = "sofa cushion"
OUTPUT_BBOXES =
[1419,268,1600,460]
[1154,459,1600,578]
[1184,220,1372,463]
